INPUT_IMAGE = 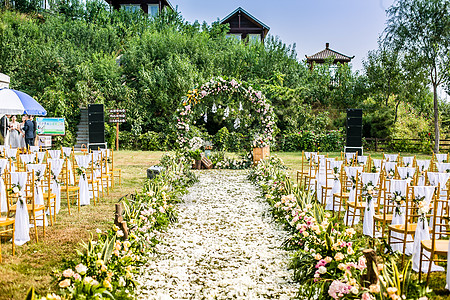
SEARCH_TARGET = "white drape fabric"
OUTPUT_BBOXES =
[384,162,397,175]
[385,154,398,162]
[20,154,35,165]
[397,167,415,181]
[344,166,363,225]
[29,146,39,153]
[362,172,380,237]
[435,154,447,163]
[47,158,64,214]
[26,164,48,227]
[0,159,8,213]
[357,156,368,165]
[345,153,356,165]
[436,163,450,173]
[325,160,344,210]
[412,186,444,273]
[48,150,61,159]
[36,152,45,163]
[403,156,414,167]
[389,179,413,254]
[417,160,430,186]
[11,172,30,246]
[75,155,91,206]
[315,157,328,201]
[6,148,17,158]
[372,159,383,170]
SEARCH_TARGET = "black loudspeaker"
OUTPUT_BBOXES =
[88,104,105,144]
[346,108,362,148]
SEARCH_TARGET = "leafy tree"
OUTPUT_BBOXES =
[383,0,450,153]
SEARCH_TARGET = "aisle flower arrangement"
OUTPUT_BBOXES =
[31,152,197,299]
[248,157,431,300]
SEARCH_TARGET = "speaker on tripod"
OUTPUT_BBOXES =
[346,109,363,154]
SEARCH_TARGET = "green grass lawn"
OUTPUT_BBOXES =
[0,150,448,299]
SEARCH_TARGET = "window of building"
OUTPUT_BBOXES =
[121,4,141,13]
[226,34,242,41]
[148,4,159,17]
[248,34,261,43]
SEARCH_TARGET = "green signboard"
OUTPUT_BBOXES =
[36,117,65,135]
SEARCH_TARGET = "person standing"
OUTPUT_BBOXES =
[22,115,35,149]
[7,115,23,148]
[30,115,37,146]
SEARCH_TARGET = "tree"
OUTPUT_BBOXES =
[383,0,450,153]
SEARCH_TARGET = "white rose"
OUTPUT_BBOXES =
[13,186,19,193]
[350,286,359,294]
[318,266,327,274]
[75,263,87,275]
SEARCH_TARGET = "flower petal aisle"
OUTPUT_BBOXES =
[137,170,298,299]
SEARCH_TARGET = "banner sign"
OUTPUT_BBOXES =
[36,117,65,135]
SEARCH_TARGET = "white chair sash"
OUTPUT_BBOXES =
[397,167,415,180]
[345,152,356,164]
[436,163,450,173]
[325,161,343,210]
[20,154,35,165]
[357,156,368,165]
[62,148,75,185]
[435,154,447,163]
[36,152,45,163]
[48,150,61,159]
[48,158,64,214]
[372,159,383,169]
[389,180,413,254]
[29,146,39,153]
[362,173,380,237]
[0,159,8,213]
[344,166,363,225]
[91,152,103,194]
[412,186,444,273]
[304,152,314,161]
[75,155,91,206]
[11,172,30,246]
[403,156,414,167]
[385,154,398,162]
[384,162,397,176]
[417,160,431,172]
[6,148,17,158]
[26,164,48,227]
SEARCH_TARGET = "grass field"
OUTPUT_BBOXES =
[0,150,447,299]
[0,151,165,299]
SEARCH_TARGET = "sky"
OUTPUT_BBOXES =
[172,0,395,71]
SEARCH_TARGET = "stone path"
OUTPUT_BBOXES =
[136,170,298,300]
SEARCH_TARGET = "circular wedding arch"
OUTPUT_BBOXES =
[176,77,276,149]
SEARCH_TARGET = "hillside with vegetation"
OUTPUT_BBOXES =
[0,0,446,153]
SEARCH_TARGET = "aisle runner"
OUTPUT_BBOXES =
[137,170,298,300]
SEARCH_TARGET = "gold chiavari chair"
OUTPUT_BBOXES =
[6,171,45,243]
[332,164,349,218]
[0,168,15,263]
[419,185,449,284]
[60,157,80,214]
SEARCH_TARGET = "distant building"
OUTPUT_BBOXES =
[306,43,354,69]
[105,0,173,17]
[220,7,270,42]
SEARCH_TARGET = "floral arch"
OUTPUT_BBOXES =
[176,77,276,149]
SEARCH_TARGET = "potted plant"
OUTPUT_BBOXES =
[189,149,202,169]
